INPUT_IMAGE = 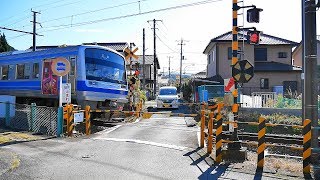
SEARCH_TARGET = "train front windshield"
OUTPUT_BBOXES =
[85,48,126,85]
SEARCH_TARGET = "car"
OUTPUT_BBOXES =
[156,86,179,109]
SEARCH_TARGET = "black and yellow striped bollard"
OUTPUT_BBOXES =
[257,116,266,170]
[215,113,223,163]
[207,111,214,154]
[200,109,205,148]
[85,105,91,135]
[303,119,311,174]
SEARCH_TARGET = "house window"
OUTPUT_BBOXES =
[260,78,269,89]
[278,52,287,58]
[1,65,9,80]
[208,54,211,64]
[228,47,242,60]
[228,47,232,60]
[254,48,267,61]
[32,63,39,78]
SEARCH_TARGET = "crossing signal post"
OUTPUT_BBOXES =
[124,45,139,111]
[225,0,262,162]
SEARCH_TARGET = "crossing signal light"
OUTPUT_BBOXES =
[247,30,261,45]
[247,7,263,23]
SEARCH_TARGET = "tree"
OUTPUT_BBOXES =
[0,33,15,52]
[182,81,193,102]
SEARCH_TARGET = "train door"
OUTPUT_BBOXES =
[68,56,76,94]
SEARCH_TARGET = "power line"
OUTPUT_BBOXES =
[41,0,85,12]
[0,0,66,24]
[14,0,145,30]
[4,15,32,27]
[39,0,224,31]
[8,0,86,29]
[155,34,177,53]
[8,0,224,40]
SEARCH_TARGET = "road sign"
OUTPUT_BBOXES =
[62,83,71,104]
[232,60,254,83]
[51,57,70,76]
[74,112,84,123]
[224,78,235,92]
[124,47,139,61]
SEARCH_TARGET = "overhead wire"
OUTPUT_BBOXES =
[1,0,67,25]
[38,0,224,31]
[8,0,224,40]
[156,34,177,53]
[13,0,144,30]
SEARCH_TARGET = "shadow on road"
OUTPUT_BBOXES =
[183,147,229,180]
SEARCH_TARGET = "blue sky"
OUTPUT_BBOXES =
[1,0,319,74]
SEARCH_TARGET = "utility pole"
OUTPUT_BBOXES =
[31,10,41,51]
[147,19,161,98]
[142,28,146,90]
[303,0,319,177]
[167,56,172,85]
[178,39,186,92]
[0,11,42,49]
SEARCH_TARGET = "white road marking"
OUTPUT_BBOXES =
[93,137,189,151]
[95,125,122,135]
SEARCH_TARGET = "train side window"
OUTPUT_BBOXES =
[16,64,25,79]
[32,63,39,78]
[69,56,76,76]
[25,64,31,79]
[1,65,9,80]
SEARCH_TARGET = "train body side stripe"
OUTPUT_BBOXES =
[0,81,128,95]
[0,81,41,90]
[76,81,128,95]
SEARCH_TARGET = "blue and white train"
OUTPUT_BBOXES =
[0,45,128,109]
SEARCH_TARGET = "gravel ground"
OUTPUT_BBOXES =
[230,150,303,178]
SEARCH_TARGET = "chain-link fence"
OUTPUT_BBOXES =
[0,102,58,136]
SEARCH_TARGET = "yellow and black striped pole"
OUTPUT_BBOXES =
[67,104,74,137]
[232,0,239,67]
[207,111,214,154]
[303,119,311,174]
[200,109,205,148]
[228,0,241,150]
[257,116,266,170]
[85,105,91,135]
[215,112,223,163]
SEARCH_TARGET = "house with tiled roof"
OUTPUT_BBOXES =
[203,31,301,95]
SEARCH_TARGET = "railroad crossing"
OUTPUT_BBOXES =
[0,104,304,179]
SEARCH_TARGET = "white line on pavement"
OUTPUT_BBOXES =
[95,125,122,135]
[93,137,189,151]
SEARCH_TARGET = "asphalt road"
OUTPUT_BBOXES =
[0,109,294,180]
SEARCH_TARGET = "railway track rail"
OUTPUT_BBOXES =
[220,132,303,146]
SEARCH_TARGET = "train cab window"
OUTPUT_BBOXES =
[16,64,25,79]
[69,57,76,76]
[1,65,9,80]
[32,63,39,78]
